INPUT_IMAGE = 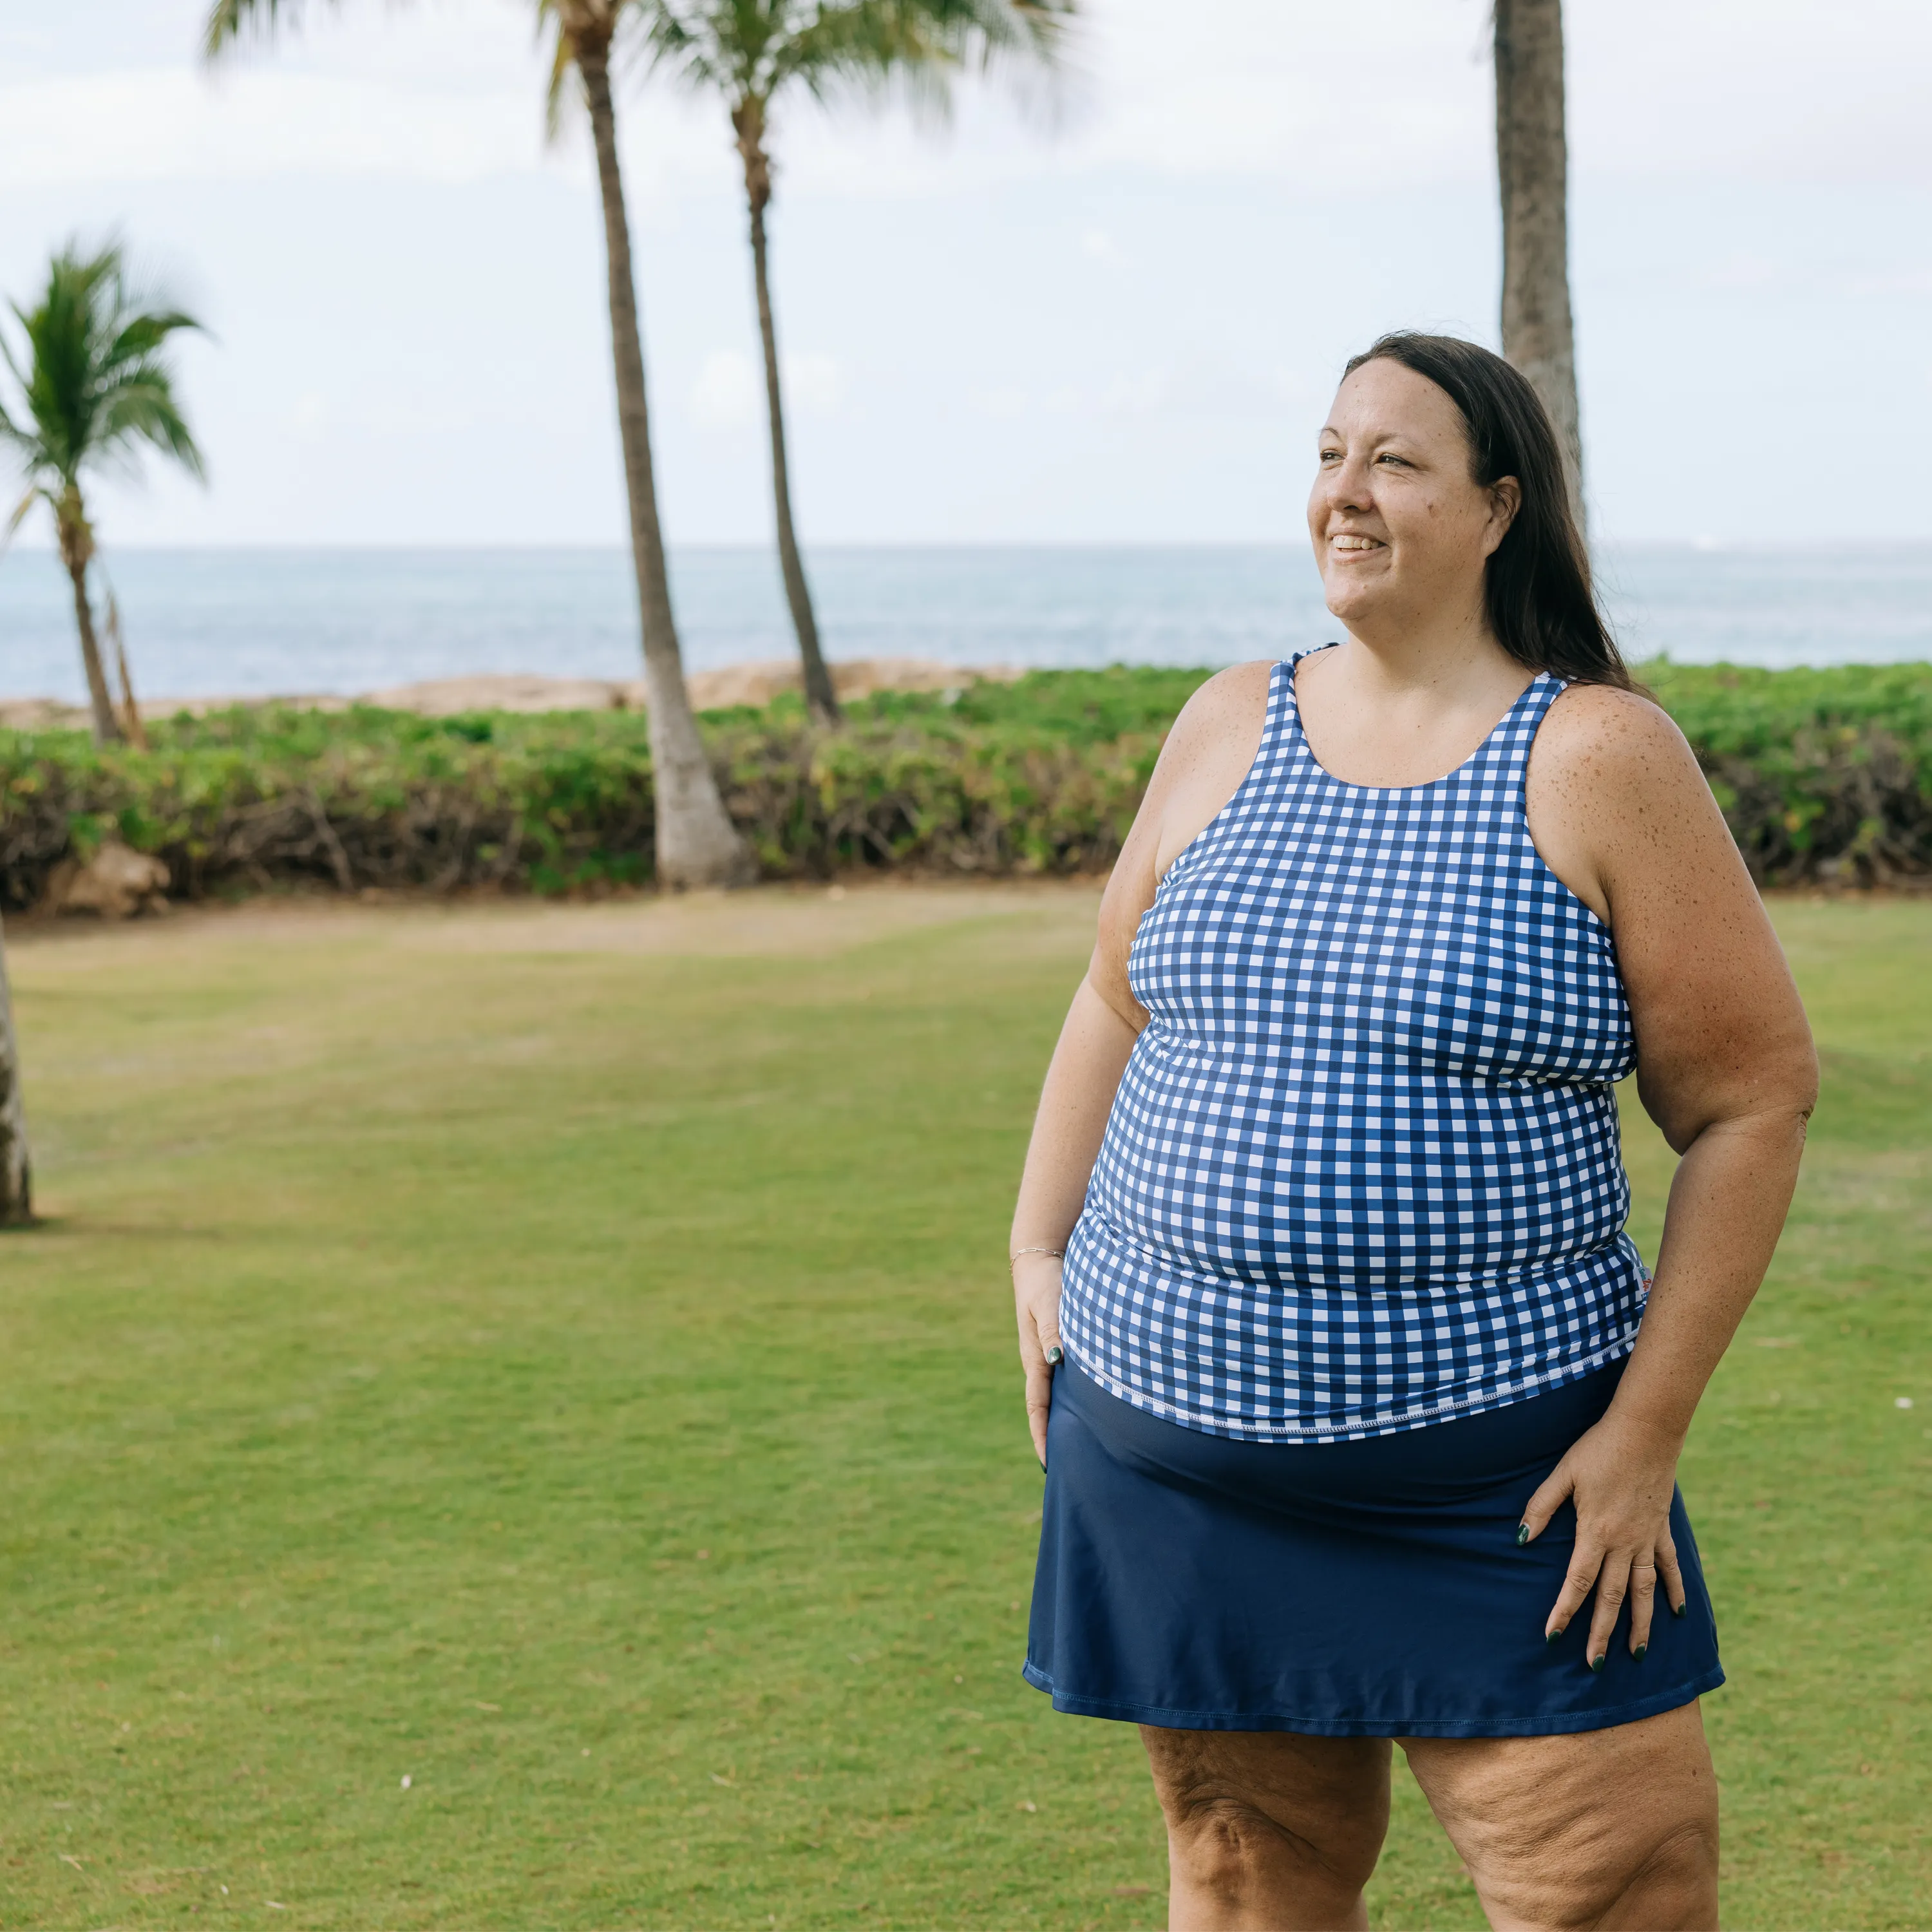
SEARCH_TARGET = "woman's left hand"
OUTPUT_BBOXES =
[1519,1407,1689,1667]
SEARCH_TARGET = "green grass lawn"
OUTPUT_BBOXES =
[1,887,1926,1930]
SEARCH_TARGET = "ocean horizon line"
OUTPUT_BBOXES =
[5,544,1929,702]
[8,536,1927,558]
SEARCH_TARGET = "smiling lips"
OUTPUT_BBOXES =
[1330,533,1386,554]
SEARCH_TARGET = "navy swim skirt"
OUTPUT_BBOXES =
[1024,1357,1723,1738]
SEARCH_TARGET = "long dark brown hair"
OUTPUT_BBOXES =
[1342,331,1633,689]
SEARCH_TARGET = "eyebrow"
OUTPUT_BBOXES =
[1317,428,1418,449]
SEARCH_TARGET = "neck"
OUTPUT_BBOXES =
[1338,592,1513,697]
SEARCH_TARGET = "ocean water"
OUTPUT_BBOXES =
[1,544,1927,703]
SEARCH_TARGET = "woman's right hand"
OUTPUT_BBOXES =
[1013,1253,1065,1467]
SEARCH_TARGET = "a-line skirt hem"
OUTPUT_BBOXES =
[1023,1354,1725,1741]
[1019,1660,1726,1739]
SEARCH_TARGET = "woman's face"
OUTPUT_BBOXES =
[1307,357,1519,644]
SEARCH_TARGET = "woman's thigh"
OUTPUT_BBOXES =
[1401,1701,1718,1931]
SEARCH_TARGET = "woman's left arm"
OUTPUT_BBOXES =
[1521,687,1820,1668]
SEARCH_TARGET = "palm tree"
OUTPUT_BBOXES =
[205,1,755,887]
[0,243,203,746]
[1493,0,1584,531]
[638,0,1072,725]
[0,922,29,1226]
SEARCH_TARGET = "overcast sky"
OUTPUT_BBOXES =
[3,0,1929,547]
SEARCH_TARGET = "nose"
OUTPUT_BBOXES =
[1316,453,1374,520]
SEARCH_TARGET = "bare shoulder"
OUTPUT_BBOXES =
[1531,681,1703,800]
[1147,658,1278,843]
[1533,686,1813,1142]
[1526,681,1735,920]
[1163,659,1276,753]
[1090,659,1278,1009]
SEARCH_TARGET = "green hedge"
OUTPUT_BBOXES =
[1,661,1927,906]
[1641,662,1932,884]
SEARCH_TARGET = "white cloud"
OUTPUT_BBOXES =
[688,348,843,426]
[0,68,546,187]
[6,0,1929,206]
[5,0,1931,552]
[690,350,759,430]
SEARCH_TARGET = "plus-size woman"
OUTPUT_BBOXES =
[1008,333,1817,1931]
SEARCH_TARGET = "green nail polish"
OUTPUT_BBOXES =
[1589,1654,1605,1672]
[1634,1644,1647,1662]
[1546,1627,1564,1644]
[1515,1523,1530,1546]
[1672,1602,1687,1619]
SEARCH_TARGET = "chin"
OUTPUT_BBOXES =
[1321,579,1382,629]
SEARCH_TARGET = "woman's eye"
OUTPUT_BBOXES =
[1376,453,1408,467]
[1318,449,1341,464]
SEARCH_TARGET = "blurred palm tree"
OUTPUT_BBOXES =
[0,242,204,746]
[1494,0,1584,531]
[205,0,755,887]
[638,0,1073,724]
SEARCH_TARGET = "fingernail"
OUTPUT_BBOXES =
[1045,1345,1063,1366]
[1634,1644,1647,1662]
[1546,1627,1564,1644]
[1672,1602,1687,1619]
[1515,1522,1530,1546]
[1589,1654,1605,1672]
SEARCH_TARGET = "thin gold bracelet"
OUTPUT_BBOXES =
[1009,1245,1065,1267]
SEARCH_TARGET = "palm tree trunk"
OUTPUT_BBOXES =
[1495,0,1586,533]
[105,592,151,749]
[576,39,753,888]
[739,120,839,726]
[64,553,124,746]
[0,916,32,1227]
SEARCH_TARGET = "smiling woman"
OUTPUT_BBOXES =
[1008,331,1819,1928]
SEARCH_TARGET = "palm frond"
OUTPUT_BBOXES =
[204,0,315,59]
[636,3,744,95]
[3,486,38,545]
[0,242,206,500]
[98,376,209,482]
[629,0,1074,124]
[104,311,202,370]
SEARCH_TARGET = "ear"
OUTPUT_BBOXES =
[1486,475,1522,553]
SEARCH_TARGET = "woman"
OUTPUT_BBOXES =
[1009,332,1817,1930]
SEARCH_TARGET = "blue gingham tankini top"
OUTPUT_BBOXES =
[1058,649,1649,1443]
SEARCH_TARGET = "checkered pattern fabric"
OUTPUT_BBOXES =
[1059,651,1648,1442]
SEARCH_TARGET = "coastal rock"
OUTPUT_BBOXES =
[45,842,171,919]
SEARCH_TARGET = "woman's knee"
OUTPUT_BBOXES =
[1604,1815,1720,1928]
[1144,1728,1390,1906]
[1166,1786,1381,1900]
[1413,1741,1718,1931]
[1470,1813,1717,1929]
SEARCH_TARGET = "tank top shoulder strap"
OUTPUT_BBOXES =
[1265,643,1336,773]
[1466,670,1567,800]
[1226,652,1309,789]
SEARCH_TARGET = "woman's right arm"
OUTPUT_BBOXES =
[1010,974,1144,1464]
[1009,661,1274,1464]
